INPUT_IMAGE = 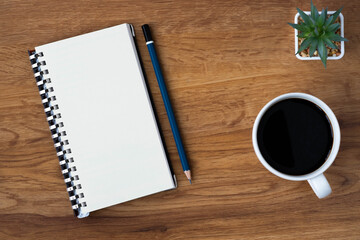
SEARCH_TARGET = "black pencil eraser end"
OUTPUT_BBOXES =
[142,24,153,42]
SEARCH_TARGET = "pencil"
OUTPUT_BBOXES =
[142,24,191,184]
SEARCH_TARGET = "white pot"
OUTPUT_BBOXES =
[294,11,345,60]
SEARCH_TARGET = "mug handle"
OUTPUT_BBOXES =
[307,174,332,199]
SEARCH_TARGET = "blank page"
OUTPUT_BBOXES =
[35,24,175,214]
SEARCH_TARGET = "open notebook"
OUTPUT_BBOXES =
[28,23,176,218]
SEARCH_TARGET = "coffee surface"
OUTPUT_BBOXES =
[257,98,333,175]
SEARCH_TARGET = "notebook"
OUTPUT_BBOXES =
[28,23,177,218]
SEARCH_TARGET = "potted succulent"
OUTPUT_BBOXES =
[288,1,348,68]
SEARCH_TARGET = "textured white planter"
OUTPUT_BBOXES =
[294,11,345,60]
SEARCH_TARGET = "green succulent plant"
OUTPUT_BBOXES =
[288,1,348,68]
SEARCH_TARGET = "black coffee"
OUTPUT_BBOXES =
[257,98,333,175]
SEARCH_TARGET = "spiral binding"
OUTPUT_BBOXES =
[28,50,87,216]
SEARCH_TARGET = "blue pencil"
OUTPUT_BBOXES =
[142,24,191,184]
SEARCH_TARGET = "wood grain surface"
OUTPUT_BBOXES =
[0,0,359,239]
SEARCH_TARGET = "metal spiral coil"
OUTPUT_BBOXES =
[28,50,87,216]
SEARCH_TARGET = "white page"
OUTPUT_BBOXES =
[35,24,175,214]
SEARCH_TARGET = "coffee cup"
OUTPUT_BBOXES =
[252,93,340,198]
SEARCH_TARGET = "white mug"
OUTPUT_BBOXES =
[252,93,341,198]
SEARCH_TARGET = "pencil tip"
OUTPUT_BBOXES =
[184,170,192,184]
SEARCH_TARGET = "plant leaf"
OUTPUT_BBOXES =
[309,16,316,25]
[317,8,326,27]
[330,6,343,24]
[296,37,314,55]
[309,39,318,57]
[288,22,312,34]
[311,0,319,20]
[298,32,311,38]
[327,33,348,42]
[317,39,327,68]
[324,16,334,28]
[323,38,338,49]
[297,8,313,26]
[314,26,319,36]
[288,23,305,31]
[326,23,340,33]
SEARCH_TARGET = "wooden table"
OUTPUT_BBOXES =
[1,0,359,239]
